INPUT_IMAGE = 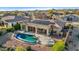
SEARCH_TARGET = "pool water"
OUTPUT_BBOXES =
[15,33,37,44]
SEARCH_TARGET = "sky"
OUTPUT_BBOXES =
[0,0,79,11]
[0,7,79,11]
[0,0,79,7]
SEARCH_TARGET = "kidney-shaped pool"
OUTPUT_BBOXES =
[15,33,38,44]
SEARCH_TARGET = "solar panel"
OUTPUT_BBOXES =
[30,20,55,25]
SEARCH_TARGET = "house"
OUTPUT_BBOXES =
[63,14,79,26]
[52,11,65,20]
[0,20,9,29]
[63,14,79,22]
[25,19,64,36]
[1,15,31,28]
[31,12,48,20]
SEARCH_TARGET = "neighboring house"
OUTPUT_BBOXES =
[52,11,65,20]
[1,15,31,29]
[31,12,48,20]
[2,15,15,20]
[25,20,64,36]
[63,14,79,22]
[0,20,8,29]
[63,14,79,26]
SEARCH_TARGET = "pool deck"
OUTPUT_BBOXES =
[3,33,51,51]
[15,31,55,45]
[35,34,53,45]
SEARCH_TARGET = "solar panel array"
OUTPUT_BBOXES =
[30,20,55,25]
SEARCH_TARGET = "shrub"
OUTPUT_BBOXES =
[0,45,3,47]
[0,31,2,36]
[51,40,65,51]
[7,47,15,51]
[26,46,32,51]
[15,46,26,51]
[76,34,79,39]
[6,27,14,32]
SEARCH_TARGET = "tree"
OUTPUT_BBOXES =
[51,40,65,51]
[13,23,21,30]
[48,9,53,14]
[47,9,53,19]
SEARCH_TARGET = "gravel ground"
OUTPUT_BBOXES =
[0,32,13,45]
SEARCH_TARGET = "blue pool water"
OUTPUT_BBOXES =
[15,33,37,44]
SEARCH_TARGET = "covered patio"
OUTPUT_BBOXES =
[25,20,61,36]
[27,25,49,36]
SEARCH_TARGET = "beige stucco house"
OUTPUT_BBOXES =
[24,20,65,36]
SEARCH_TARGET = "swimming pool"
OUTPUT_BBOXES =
[15,33,37,44]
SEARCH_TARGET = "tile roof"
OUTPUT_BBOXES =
[2,16,15,20]
[63,14,79,22]
[55,20,66,27]
[5,16,30,22]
